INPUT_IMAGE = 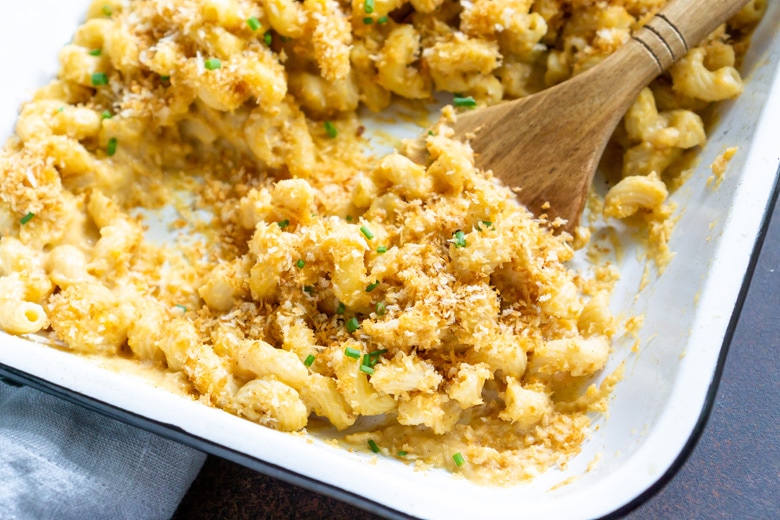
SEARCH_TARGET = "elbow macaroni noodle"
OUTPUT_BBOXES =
[0,0,763,484]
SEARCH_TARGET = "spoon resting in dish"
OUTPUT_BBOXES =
[453,0,751,232]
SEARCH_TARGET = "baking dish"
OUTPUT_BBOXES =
[1,2,779,519]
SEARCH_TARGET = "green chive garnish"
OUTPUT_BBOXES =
[160,75,170,82]
[375,302,386,316]
[428,130,434,136]
[453,230,467,248]
[377,15,389,24]
[107,137,117,156]
[278,219,290,229]
[296,259,305,269]
[304,354,316,367]
[481,220,492,228]
[453,95,477,108]
[204,58,221,70]
[175,304,187,312]
[19,212,35,225]
[247,16,261,31]
[280,36,292,43]
[363,17,373,24]
[324,121,337,138]
[363,349,387,369]
[337,302,346,315]
[89,48,102,56]
[345,346,361,359]
[397,451,407,457]
[102,5,113,16]
[360,226,374,240]
[101,110,112,120]
[56,107,65,113]
[303,285,314,294]
[366,280,379,293]
[346,215,353,221]
[264,30,272,46]
[364,0,375,14]
[91,72,108,86]
[360,364,375,375]
[376,246,387,253]
[346,317,360,333]
[453,452,465,467]
[368,439,380,453]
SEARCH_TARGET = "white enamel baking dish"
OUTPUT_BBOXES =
[1,2,779,519]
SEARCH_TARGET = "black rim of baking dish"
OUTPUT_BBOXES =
[1,162,778,520]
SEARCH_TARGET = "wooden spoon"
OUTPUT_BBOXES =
[454,0,751,232]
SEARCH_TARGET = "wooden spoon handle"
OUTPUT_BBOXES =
[634,0,751,72]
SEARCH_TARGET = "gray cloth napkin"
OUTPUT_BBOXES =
[0,380,206,520]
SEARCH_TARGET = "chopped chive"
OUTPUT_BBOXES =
[375,301,386,316]
[296,259,305,269]
[204,58,221,70]
[453,452,465,467]
[453,230,467,248]
[303,285,314,294]
[247,16,261,31]
[453,95,477,108]
[304,354,316,367]
[324,120,338,138]
[360,364,375,375]
[366,280,379,293]
[101,110,112,120]
[368,439,380,453]
[397,451,407,457]
[19,212,35,225]
[345,346,361,359]
[264,30,272,46]
[102,5,113,16]
[280,35,292,43]
[91,72,108,86]
[363,17,373,24]
[278,219,290,229]
[376,246,387,254]
[107,137,118,156]
[428,130,434,136]
[336,302,346,315]
[360,226,374,240]
[160,75,170,82]
[364,0,375,14]
[377,15,389,24]
[88,48,102,56]
[56,107,65,113]
[346,317,360,333]
[481,220,492,228]
[174,304,187,312]
[364,349,387,368]
[346,215,353,221]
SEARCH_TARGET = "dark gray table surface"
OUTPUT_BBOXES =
[173,195,780,519]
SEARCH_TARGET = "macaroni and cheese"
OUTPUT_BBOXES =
[0,0,764,484]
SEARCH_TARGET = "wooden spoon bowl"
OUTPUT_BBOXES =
[454,0,751,232]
